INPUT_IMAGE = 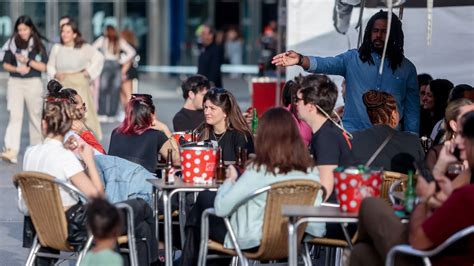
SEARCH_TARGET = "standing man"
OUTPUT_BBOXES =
[173,75,210,131]
[272,10,419,134]
[197,24,223,88]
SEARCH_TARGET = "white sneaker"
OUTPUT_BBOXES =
[1,148,18,164]
[98,115,109,123]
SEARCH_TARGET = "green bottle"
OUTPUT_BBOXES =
[404,170,416,213]
[251,108,258,135]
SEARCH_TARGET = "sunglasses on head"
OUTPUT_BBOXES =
[131,93,152,100]
[208,87,227,94]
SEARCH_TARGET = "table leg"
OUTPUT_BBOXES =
[152,186,159,242]
[288,217,298,266]
[162,190,173,266]
[340,223,353,249]
[179,192,186,248]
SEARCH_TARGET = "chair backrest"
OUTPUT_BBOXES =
[13,171,75,251]
[381,171,407,203]
[251,179,324,261]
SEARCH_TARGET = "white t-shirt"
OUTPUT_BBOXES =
[23,138,84,208]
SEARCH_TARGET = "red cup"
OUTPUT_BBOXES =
[180,146,218,183]
[334,167,382,213]
[172,131,193,144]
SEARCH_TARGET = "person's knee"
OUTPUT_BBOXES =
[360,197,388,216]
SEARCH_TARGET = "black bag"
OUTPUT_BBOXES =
[65,201,88,251]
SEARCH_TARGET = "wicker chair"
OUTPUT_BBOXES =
[381,171,408,203]
[198,179,326,266]
[13,171,138,266]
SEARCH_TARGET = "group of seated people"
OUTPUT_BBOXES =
[17,70,474,266]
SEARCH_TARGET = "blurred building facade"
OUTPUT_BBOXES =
[0,0,280,67]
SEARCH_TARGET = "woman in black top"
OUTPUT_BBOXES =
[1,16,48,164]
[109,94,180,172]
[197,88,254,161]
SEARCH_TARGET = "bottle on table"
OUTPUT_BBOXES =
[215,147,226,184]
[164,149,175,184]
[404,170,416,213]
[251,108,258,135]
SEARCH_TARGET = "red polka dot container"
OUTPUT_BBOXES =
[333,167,382,213]
[180,146,218,183]
[172,131,193,144]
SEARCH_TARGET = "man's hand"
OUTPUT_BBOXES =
[16,65,30,75]
[272,50,300,67]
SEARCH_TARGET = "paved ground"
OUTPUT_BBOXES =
[0,74,252,265]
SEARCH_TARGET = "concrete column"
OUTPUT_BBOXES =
[45,0,58,42]
[148,0,169,66]
[10,1,23,22]
[114,0,127,29]
[79,1,93,42]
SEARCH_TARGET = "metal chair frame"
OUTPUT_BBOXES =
[198,180,325,266]
[14,171,138,266]
[385,225,474,266]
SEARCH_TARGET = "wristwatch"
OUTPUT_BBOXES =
[297,53,305,66]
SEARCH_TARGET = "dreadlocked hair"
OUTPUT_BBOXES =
[363,90,397,125]
[358,10,404,72]
[42,101,83,136]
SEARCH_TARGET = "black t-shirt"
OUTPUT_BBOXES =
[310,120,352,166]
[351,125,425,173]
[3,48,47,78]
[206,129,255,161]
[108,128,168,172]
[172,108,205,132]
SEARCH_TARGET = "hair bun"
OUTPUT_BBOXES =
[47,79,63,95]
[363,90,386,109]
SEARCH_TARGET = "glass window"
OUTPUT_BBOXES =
[0,1,11,47]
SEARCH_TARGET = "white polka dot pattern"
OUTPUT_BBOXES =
[180,148,218,183]
[333,169,383,213]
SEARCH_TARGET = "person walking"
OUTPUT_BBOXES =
[1,15,48,164]
[93,25,135,122]
[47,20,104,139]
[197,24,223,88]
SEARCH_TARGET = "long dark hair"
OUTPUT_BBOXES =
[252,108,314,175]
[11,15,47,55]
[198,88,252,140]
[60,20,85,48]
[358,10,404,72]
[104,25,119,55]
[116,94,155,135]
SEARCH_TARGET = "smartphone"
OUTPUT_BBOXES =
[453,147,461,161]
[413,160,440,191]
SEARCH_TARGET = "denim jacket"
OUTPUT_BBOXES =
[94,155,156,206]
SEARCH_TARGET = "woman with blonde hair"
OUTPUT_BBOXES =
[47,20,104,139]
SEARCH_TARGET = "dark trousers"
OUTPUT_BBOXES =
[180,191,227,266]
[98,60,121,117]
[350,198,421,266]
